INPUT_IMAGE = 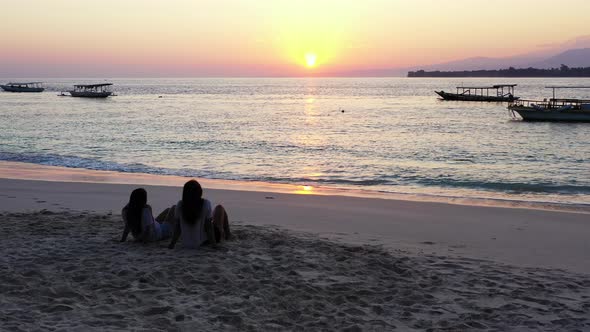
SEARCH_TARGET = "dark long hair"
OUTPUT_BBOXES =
[182,180,203,225]
[127,188,147,236]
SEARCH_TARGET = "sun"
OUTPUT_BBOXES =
[304,52,317,68]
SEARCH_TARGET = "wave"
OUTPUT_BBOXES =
[1,151,589,197]
[0,151,211,179]
[249,176,391,187]
[411,177,590,195]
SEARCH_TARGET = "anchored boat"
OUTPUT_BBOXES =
[508,86,590,122]
[435,84,518,102]
[69,83,114,98]
[0,82,45,92]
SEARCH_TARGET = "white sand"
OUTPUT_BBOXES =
[1,211,589,331]
[1,162,590,330]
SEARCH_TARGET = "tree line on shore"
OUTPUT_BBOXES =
[407,65,590,77]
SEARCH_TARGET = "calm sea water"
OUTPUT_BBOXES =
[1,78,589,205]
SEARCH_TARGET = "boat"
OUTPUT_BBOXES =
[69,83,114,98]
[0,82,45,92]
[508,86,590,122]
[435,84,518,102]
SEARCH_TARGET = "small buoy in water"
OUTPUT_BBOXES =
[341,109,345,113]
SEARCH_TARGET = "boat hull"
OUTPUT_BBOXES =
[509,106,590,122]
[435,91,517,102]
[69,91,112,98]
[1,85,44,92]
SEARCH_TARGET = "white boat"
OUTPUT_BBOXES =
[508,86,590,122]
[0,82,45,92]
[69,83,114,98]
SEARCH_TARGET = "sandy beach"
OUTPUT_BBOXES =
[1,162,590,330]
[4,0,590,330]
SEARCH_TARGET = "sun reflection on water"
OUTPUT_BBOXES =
[294,185,314,195]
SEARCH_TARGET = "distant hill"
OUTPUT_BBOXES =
[530,48,590,68]
[410,55,542,72]
[408,65,590,78]
[412,35,590,72]
[405,43,590,78]
[329,35,590,77]
[409,48,590,73]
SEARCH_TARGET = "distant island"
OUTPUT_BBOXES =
[408,65,590,77]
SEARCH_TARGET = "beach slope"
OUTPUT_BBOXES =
[1,211,589,331]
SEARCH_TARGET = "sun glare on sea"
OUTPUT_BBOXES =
[295,185,315,195]
[304,53,317,68]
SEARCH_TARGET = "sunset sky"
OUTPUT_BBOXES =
[0,0,588,77]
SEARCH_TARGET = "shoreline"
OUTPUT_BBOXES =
[1,160,588,214]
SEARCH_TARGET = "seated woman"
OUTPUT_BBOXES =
[120,188,173,243]
[168,180,231,249]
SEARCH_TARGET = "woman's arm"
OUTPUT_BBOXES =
[168,219,181,249]
[204,200,217,247]
[121,206,130,242]
[121,223,130,242]
[168,203,181,249]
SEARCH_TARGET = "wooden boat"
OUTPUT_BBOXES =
[69,83,113,98]
[435,84,518,102]
[508,86,590,122]
[0,82,44,92]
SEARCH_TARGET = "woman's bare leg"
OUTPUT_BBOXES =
[212,205,231,241]
[155,205,176,223]
[164,205,176,224]
[155,208,170,223]
[154,206,176,240]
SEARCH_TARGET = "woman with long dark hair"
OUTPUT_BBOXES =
[120,188,174,242]
[168,180,231,249]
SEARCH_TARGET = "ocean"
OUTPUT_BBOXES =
[1,77,589,206]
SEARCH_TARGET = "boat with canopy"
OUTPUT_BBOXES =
[435,84,518,102]
[508,86,590,122]
[69,83,114,98]
[0,82,45,92]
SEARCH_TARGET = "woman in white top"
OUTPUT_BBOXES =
[168,180,231,249]
[120,188,173,243]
